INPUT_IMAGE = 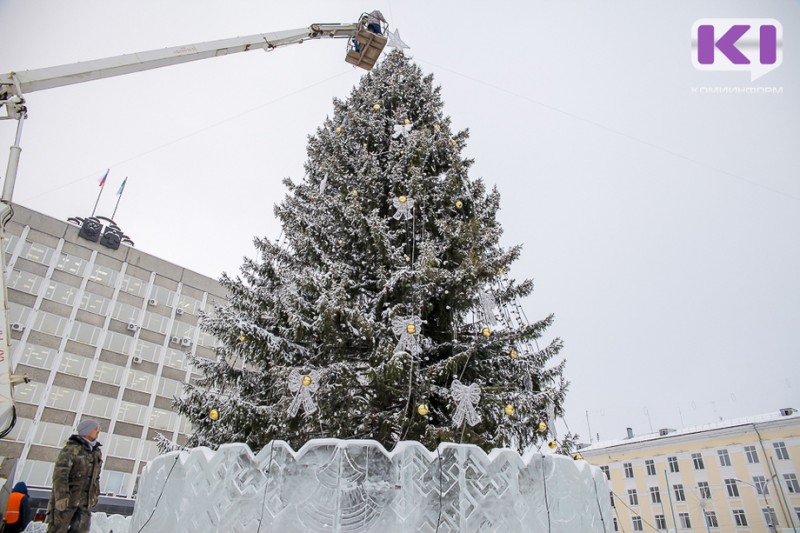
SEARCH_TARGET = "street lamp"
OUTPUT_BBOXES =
[733,478,778,532]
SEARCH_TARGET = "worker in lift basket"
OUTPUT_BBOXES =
[353,10,387,52]
[46,419,104,533]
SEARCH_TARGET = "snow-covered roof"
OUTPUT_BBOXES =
[579,408,799,452]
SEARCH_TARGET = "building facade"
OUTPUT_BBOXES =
[579,409,800,533]
[0,204,226,515]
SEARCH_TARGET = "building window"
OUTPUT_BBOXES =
[44,279,79,306]
[20,240,55,265]
[668,456,679,473]
[8,269,43,295]
[753,475,768,495]
[732,509,747,526]
[157,377,182,399]
[3,233,19,254]
[117,401,148,426]
[143,311,169,334]
[46,386,82,412]
[762,507,778,529]
[81,292,112,316]
[177,293,202,315]
[725,478,739,497]
[692,452,704,470]
[178,415,193,436]
[717,448,731,467]
[645,459,656,476]
[610,492,615,508]
[795,507,800,526]
[16,344,58,370]
[104,330,134,355]
[774,441,790,460]
[744,445,759,464]
[126,369,155,394]
[631,516,643,531]
[624,462,634,479]
[120,274,147,297]
[100,470,129,496]
[613,517,618,531]
[149,285,176,307]
[32,421,73,448]
[89,264,119,287]
[112,301,142,324]
[784,473,800,494]
[135,339,162,363]
[19,460,55,488]
[650,486,661,504]
[698,481,711,499]
[106,435,141,460]
[704,510,718,528]
[33,310,69,337]
[56,252,87,276]
[58,352,93,378]
[149,408,178,431]
[654,514,666,530]
[84,393,116,419]
[94,361,125,386]
[69,321,102,346]
[674,484,685,502]
[678,512,691,529]
[628,489,638,506]
[600,465,610,480]
[13,381,45,406]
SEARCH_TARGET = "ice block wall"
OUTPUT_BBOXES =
[124,439,611,533]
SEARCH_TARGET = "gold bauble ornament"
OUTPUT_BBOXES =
[504,404,514,416]
[417,404,429,416]
[351,189,359,198]
[548,441,557,449]
[498,268,504,275]
[404,118,411,125]
[398,195,407,204]
[434,124,441,131]
[450,139,457,146]
[238,335,246,343]
[302,375,312,387]
[455,200,463,209]
[335,127,343,134]
[404,255,411,262]
[373,103,381,110]
[537,421,548,433]
[337,239,343,245]
[574,453,584,461]
[481,327,491,337]
[209,408,220,421]
[406,324,416,335]
[510,349,518,359]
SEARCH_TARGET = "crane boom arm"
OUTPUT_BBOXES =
[0,23,358,98]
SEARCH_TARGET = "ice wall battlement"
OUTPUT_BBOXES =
[122,439,610,533]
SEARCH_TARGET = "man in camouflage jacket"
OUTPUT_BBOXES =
[47,419,103,533]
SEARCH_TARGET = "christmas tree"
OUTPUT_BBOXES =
[175,51,572,454]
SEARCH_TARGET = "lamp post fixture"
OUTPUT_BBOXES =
[733,478,779,532]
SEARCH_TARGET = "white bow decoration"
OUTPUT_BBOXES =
[450,379,482,427]
[392,195,415,220]
[319,175,328,194]
[392,121,413,139]
[478,289,497,326]
[546,396,558,440]
[392,315,423,356]
[287,369,321,417]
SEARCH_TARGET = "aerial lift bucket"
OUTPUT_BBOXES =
[345,30,388,71]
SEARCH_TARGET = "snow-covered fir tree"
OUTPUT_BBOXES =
[175,51,573,454]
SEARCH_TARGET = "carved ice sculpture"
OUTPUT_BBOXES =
[122,439,611,533]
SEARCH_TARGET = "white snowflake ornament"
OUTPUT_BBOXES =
[391,195,415,220]
[386,29,410,51]
[392,315,423,356]
[450,379,482,427]
[287,369,321,417]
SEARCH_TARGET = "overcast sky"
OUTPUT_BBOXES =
[0,1,797,445]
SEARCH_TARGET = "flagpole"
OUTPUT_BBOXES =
[111,177,127,220]
[91,169,109,217]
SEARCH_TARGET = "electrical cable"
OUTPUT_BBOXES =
[542,455,551,533]
[591,476,609,533]
[136,455,180,533]
[435,446,443,533]
[255,441,275,533]
[611,491,662,532]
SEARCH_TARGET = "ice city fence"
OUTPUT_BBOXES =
[114,439,610,533]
